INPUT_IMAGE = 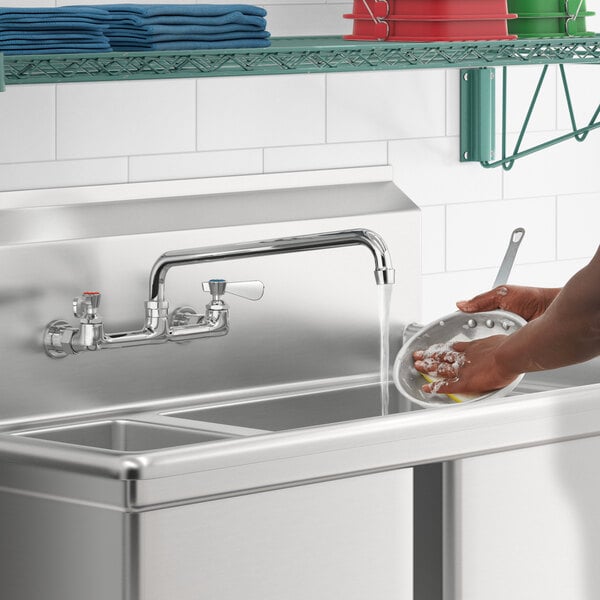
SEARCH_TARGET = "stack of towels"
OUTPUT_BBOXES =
[102,4,271,50]
[0,4,270,55]
[0,7,112,55]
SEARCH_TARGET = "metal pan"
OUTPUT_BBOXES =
[393,309,526,407]
[393,228,527,408]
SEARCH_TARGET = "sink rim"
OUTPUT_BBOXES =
[12,417,238,454]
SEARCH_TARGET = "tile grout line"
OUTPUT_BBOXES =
[443,204,448,273]
[54,85,58,161]
[555,195,559,260]
[444,70,449,137]
[195,80,199,152]
[555,64,559,131]
[324,74,328,144]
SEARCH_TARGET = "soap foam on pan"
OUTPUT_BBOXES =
[417,333,477,403]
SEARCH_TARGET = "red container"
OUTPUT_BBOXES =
[343,0,517,41]
[345,16,517,41]
[348,0,516,20]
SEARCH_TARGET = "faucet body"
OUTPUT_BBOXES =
[43,229,394,358]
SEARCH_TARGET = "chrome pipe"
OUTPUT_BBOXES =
[149,229,395,302]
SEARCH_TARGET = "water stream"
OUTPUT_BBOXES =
[378,284,393,416]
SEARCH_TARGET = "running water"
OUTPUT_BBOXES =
[378,284,393,416]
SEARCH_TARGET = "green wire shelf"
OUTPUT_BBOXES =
[2,35,600,87]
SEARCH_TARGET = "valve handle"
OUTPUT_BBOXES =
[202,280,265,301]
[73,291,101,318]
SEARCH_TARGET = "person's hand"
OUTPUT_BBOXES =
[456,285,561,322]
[413,336,520,395]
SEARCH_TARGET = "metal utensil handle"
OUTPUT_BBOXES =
[493,227,525,288]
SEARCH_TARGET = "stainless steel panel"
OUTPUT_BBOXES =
[0,181,420,424]
[136,471,413,600]
[0,489,126,600]
[164,383,413,431]
[18,420,230,452]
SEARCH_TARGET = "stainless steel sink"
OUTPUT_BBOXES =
[164,383,414,431]
[16,419,229,452]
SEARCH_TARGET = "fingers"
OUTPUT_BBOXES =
[414,360,460,378]
[456,286,510,313]
[413,343,468,365]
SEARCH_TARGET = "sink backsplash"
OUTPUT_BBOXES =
[0,181,420,424]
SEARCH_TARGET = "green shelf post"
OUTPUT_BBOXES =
[460,67,495,163]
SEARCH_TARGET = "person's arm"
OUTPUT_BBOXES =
[413,245,600,395]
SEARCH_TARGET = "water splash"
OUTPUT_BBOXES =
[378,284,393,415]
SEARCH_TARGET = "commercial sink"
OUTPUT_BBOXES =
[17,419,230,452]
[163,383,413,431]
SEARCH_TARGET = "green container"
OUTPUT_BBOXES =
[509,15,594,37]
[507,0,595,37]
[508,0,588,13]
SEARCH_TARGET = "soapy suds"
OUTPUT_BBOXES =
[429,377,459,394]
[496,286,509,296]
[417,351,466,377]
[415,335,470,395]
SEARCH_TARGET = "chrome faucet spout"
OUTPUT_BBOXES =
[44,229,394,359]
[149,229,395,302]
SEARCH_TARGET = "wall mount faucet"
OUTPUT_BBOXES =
[43,229,395,359]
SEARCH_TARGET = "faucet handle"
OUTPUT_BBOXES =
[202,279,265,301]
[73,291,101,319]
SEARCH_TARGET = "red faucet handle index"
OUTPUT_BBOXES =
[73,291,102,317]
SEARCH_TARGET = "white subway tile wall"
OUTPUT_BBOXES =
[196,75,325,150]
[388,137,502,205]
[264,141,386,173]
[0,158,127,191]
[557,193,600,260]
[0,85,55,163]
[57,80,197,159]
[445,196,556,271]
[129,149,263,182]
[327,71,446,142]
[1,0,599,320]
[420,206,445,275]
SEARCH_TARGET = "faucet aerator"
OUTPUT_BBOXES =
[375,268,395,286]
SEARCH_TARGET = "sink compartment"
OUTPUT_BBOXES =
[164,384,413,431]
[17,420,228,452]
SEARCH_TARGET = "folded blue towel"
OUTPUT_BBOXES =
[0,7,112,20]
[111,38,271,50]
[0,41,110,48]
[99,4,266,18]
[0,47,112,55]
[0,32,108,40]
[0,22,110,31]
[0,30,109,45]
[109,23,265,36]
[139,14,266,27]
[109,30,270,44]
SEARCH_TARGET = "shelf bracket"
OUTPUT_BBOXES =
[460,67,495,163]
[461,64,600,170]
